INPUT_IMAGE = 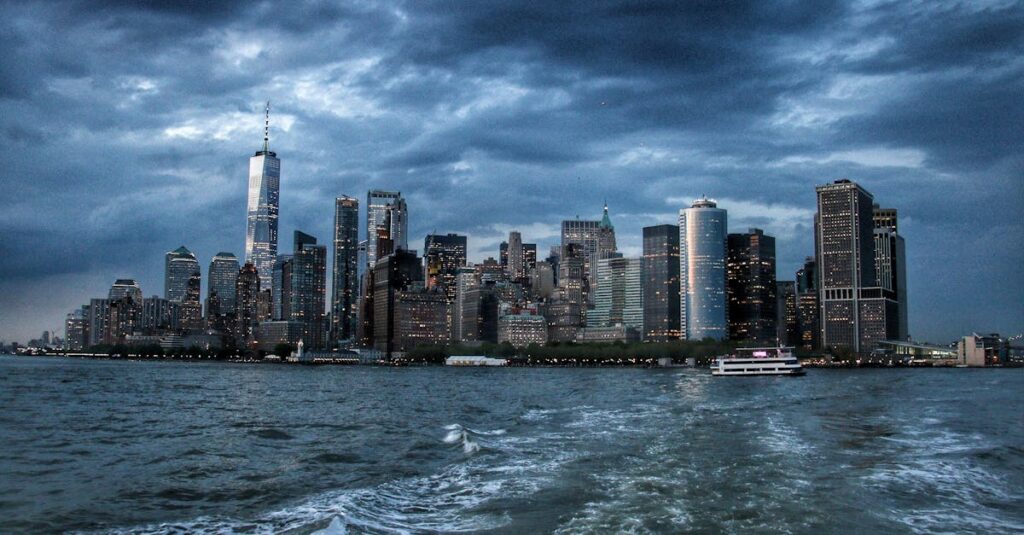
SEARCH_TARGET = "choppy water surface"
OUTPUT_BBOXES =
[0,357,1022,534]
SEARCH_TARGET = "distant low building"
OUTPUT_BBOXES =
[257,320,304,352]
[958,333,1004,367]
[577,324,641,343]
[498,313,548,347]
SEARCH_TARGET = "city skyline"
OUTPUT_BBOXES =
[1,2,1022,344]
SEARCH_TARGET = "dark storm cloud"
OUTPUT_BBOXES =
[0,0,1021,343]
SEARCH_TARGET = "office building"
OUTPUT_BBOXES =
[776,281,798,347]
[642,224,681,342]
[529,261,555,300]
[815,179,900,353]
[498,313,549,347]
[245,102,280,291]
[561,203,617,304]
[424,233,467,298]
[679,197,728,341]
[507,231,525,280]
[208,252,240,314]
[366,190,407,267]
[332,196,360,342]
[454,266,480,342]
[165,246,199,302]
[587,256,642,330]
[272,254,293,320]
[795,257,820,351]
[290,231,327,349]
[726,228,777,344]
[141,296,179,333]
[395,287,450,351]
[372,249,423,355]
[874,206,908,341]
[236,262,260,348]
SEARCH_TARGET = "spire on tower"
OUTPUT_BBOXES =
[263,101,270,153]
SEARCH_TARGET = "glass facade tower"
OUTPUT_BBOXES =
[642,224,681,341]
[245,102,280,291]
[679,198,728,341]
[332,196,360,342]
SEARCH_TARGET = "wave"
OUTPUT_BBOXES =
[441,424,506,454]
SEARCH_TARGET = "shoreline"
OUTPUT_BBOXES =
[2,352,1018,369]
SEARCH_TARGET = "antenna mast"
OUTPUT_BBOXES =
[263,101,270,152]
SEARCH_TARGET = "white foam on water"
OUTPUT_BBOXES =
[865,423,1023,533]
[311,515,347,535]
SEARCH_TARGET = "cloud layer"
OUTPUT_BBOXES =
[1,0,1021,343]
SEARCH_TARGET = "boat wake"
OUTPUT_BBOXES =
[442,423,506,454]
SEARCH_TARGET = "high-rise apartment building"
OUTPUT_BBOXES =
[726,228,777,344]
[245,102,280,291]
[642,224,681,342]
[290,231,327,349]
[679,198,728,341]
[332,196,360,343]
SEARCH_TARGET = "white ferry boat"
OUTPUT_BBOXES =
[711,347,805,377]
[445,355,508,367]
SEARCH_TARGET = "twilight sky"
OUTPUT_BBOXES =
[1,0,1021,344]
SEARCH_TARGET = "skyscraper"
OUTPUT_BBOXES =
[165,246,199,302]
[587,256,643,330]
[372,249,423,355]
[814,179,901,353]
[726,228,777,344]
[561,203,617,306]
[290,231,327,349]
[235,262,260,349]
[776,281,798,347]
[332,196,360,343]
[272,254,293,321]
[795,257,820,351]
[873,206,908,341]
[507,231,524,280]
[424,233,468,298]
[208,252,240,314]
[642,224,681,342]
[679,197,728,341]
[245,102,281,291]
[366,190,407,267]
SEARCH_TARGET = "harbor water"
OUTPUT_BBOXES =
[0,356,1021,533]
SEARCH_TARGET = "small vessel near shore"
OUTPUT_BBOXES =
[445,355,508,367]
[711,347,805,377]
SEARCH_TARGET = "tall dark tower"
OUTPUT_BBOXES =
[332,196,359,343]
[291,231,327,349]
[727,228,777,345]
[815,179,899,354]
[642,224,681,342]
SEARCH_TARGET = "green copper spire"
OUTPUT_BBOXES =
[599,201,614,230]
